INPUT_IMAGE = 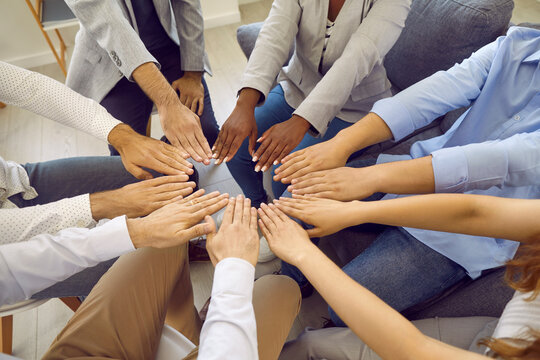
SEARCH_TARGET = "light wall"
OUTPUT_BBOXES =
[0,0,258,68]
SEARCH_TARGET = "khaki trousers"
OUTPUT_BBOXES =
[43,245,301,360]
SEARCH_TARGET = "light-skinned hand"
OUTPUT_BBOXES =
[257,203,316,266]
[273,137,349,184]
[90,175,196,220]
[126,190,229,249]
[274,196,360,237]
[206,195,259,267]
[108,123,194,179]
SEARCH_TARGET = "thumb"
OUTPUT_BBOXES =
[204,215,217,241]
[126,163,153,180]
[248,128,257,156]
[306,228,322,238]
[184,221,213,241]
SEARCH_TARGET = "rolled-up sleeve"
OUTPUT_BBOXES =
[431,131,540,193]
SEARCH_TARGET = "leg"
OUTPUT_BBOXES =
[253,275,301,360]
[43,244,200,359]
[279,316,497,360]
[227,85,295,207]
[158,45,220,147]
[100,78,154,155]
[10,156,142,207]
[271,117,357,199]
[330,227,468,326]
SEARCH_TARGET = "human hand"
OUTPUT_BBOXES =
[212,89,260,164]
[257,203,316,266]
[273,137,350,184]
[89,175,196,220]
[126,189,229,249]
[159,98,212,165]
[252,115,310,172]
[108,123,193,179]
[287,166,378,201]
[171,71,205,116]
[275,196,360,237]
[206,195,259,267]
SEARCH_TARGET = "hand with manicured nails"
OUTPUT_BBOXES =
[257,203,316,266]
[108,123,194,179]
[286,167,377,201]
[251,115,310,173]
[205,195,259,267]
[273,137,349,184]
[126,190,229,249]
[172,72,205,116]
[212,91,259,165]
[274,196,359,237]
[90,175,197,220]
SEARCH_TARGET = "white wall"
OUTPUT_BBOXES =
[0,0,244,68]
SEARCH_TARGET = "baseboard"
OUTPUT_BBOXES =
[4,49,62,69]
[203,10,241,29]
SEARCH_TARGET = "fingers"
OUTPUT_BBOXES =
[221,197,235,226]
[180,189,206,203]
[259,203,283,226]
[241,197,251,225]
[279,148,305,166]
[273,201,304,220]
[257,206,277,234]
[197,98,204,116]
[190,97,198,114]
[193,126,212,164]
[204,215,217,239]
[186,191,221,209]
[257,142,285,172]
[193,196,229,218]
[258,218,271,242]
[249,207,258,234]
[273,156,308,183]
[185,129,210,165]
[183,222,213,241]
[126,163,153,180]
[215,133,235,165]
[273,145,292,166]
[233,195,244,223]
[248,127,257,158]
[212,130,229,164]
[251,130,272,164]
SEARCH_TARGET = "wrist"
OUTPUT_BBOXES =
[90,191,115,221]
[295,244,324,272]
[107,123,135,150]
[237,88,261,109]
[182,71,203,80]
[291,115,311,131]
[126,218,147,248]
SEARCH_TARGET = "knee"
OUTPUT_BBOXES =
[257,275,301,313]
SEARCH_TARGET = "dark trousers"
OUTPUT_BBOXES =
[101,43,219,156]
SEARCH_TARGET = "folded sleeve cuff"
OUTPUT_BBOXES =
[371,97,415,142]
[212,258,255,300]
[293,106,330,138]
[431,147,469,193]
[89,216,135,260]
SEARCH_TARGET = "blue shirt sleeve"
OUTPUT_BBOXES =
[371,38,500,141]
[431,131,540,193]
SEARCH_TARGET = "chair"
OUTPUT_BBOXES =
[24,0,79,77]
[0,297,81,355]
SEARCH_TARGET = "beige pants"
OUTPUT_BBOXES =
[43,245,301,360]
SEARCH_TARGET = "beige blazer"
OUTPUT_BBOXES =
[65,0,209,102]
[240,0,411,136]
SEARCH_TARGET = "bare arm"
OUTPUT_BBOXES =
[258,205,488,360]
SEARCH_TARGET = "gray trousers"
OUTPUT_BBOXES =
[279,317,498,359]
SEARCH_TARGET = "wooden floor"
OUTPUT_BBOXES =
[3,0,540,358]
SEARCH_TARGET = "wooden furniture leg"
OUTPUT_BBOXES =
[0,315,13,355]
[60,297,82,312]
[0,102,6,109]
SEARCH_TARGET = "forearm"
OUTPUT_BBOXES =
[333,112,393,157]
[358,194,540,243]
[132,62,178,108]
[367,156,435,195]
[236,88,263,109]
[297,248,486,360]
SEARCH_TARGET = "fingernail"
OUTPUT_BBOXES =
[212,153,217,158]
[273,160,278,165]
[224,156,229,162]
[261,165,267,172]
[257,137,263,142]
[215,159,222,165]
[291,179,297,184]
[252,156,258,162]
[255,165,261,172]
[211,146,215,151]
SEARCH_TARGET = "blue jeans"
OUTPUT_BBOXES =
[9,156,143,299]
[280,158,468,326]
[226,85,355,207]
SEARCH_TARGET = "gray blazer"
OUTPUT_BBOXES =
[65,0,209,102]
[240,0,411,136]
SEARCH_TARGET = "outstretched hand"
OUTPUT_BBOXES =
[206,195,259,266]
[126,190,229,249]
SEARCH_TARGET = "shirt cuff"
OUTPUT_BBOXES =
[239,76,274,105]
[65,194,96,228]
[212,258,255,301]
[431,147,469,193]
[89,215,135,260]
[371,97,415,142]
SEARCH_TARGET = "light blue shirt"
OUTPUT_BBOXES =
[371,26,540,278]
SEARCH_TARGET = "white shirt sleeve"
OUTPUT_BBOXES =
[0,61,121,142]
[198,258,258,360]
[0,216,134,306]
[0,194,95,245]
